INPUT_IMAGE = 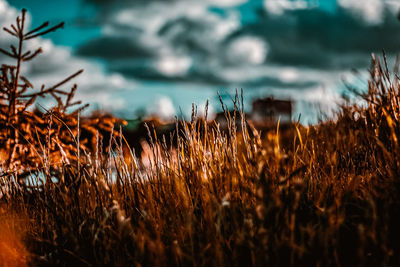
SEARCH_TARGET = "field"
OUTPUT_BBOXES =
[1,9,400,267]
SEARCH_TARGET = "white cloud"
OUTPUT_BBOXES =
[148,96,176,121]
[207,0,248,7]
[338,0,384,25]
[92,3,232,54]
[278,68,299,83]
[227,36,268,65]
[386,0,400,14]
[213,13,240,40]
[264,0,310,15]
[156,56,192,77]
[0,0,19,25]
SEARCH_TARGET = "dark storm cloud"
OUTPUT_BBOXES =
[241,76,319,89]
[77,36,155,59]
[234,7,400,69]
[111,65,225,85]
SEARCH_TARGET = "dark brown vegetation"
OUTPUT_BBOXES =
[1,10,400,267]
[0,9,125,177]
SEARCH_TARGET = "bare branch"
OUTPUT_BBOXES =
[10,45,17,56]
[3,27,17,36]
[22,48,42,61]
[24,21,49,37]
[0,48,16,58]
[20,75,33,88]
[25,22,65,40]
[10,24,18,35]
[20,70,83,98]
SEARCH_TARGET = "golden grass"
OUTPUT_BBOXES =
[2,54,400,265]
[1,9,400,267]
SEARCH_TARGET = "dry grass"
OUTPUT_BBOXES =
[2,53,400,266]
[1,9,400,267]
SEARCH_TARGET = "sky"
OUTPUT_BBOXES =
[3,0,400,123]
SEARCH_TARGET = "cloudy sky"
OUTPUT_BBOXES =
[3,0,400,123]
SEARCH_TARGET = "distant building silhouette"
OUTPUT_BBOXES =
[213,97,293,131]
[251,97,292,124]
